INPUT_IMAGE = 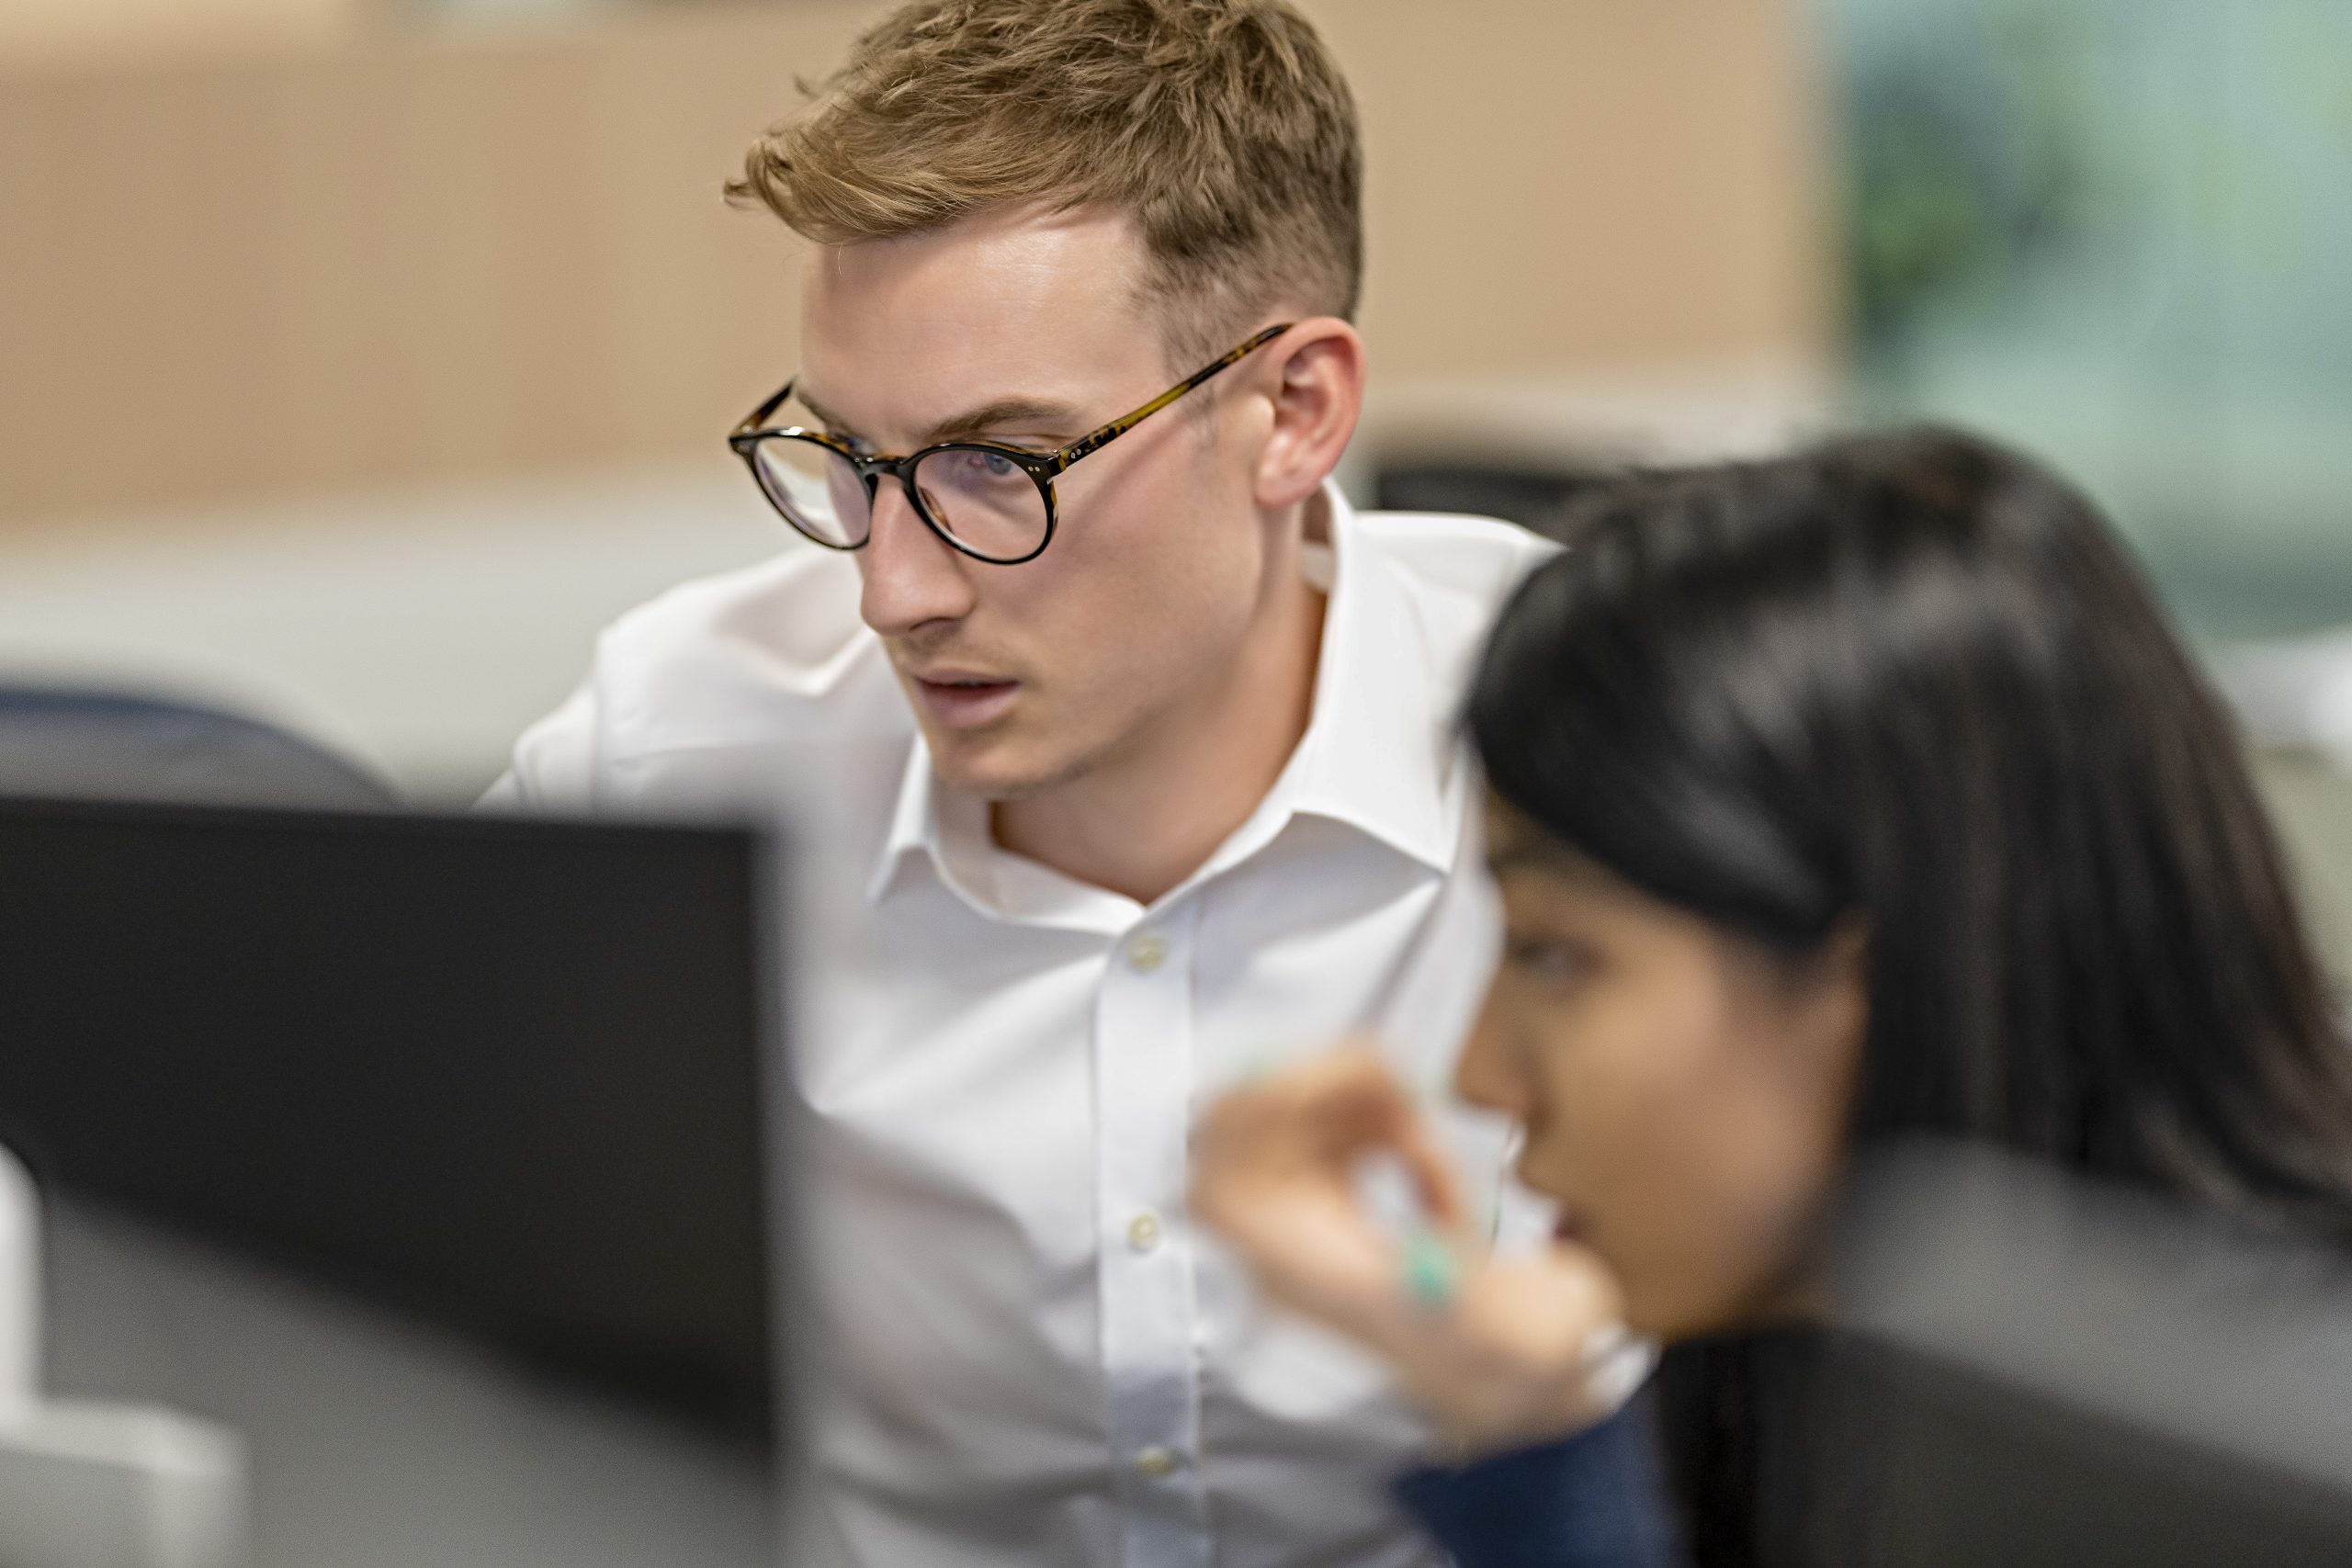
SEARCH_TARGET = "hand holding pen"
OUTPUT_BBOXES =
[1191,1046,1637,1457]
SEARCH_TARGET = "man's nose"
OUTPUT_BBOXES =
[857,478,977,639]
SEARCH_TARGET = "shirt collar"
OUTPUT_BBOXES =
[1281,482,1457,874]
[866,479,1459,908]
[867,728,985,908]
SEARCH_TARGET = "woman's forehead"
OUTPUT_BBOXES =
[1480,795,1599,884]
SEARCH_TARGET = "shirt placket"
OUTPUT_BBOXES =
[1093,895,1211,1568]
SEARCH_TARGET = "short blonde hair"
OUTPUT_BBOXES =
[727,0,1362,367]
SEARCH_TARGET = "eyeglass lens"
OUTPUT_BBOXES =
[751,437,1048,562]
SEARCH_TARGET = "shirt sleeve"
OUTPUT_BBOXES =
[478,679,600,812]
[1390,1402,1686,1568]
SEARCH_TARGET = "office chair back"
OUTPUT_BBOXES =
[0,686,393,810]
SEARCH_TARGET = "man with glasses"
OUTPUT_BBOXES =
[490,3,1649,1565]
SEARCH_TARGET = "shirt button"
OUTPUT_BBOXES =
[1131,1445,1180,1480]
[1126,1213,1162,1253]
[1125,932,1168,974]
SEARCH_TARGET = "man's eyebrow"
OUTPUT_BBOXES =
[794,387,856,436]
[792,389,1086,450]
[922,397,1086,447]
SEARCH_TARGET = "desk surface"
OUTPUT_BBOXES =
[43,1201,776,1568]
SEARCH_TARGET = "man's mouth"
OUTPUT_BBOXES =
[910,672,1021,731]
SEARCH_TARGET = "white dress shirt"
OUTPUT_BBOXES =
[487,483,1556,1568]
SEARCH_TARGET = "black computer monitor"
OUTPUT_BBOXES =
[0,795,783,1445]
[1830,1142,2352,1568]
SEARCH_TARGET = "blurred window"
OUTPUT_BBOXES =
[1823,0,2352,641]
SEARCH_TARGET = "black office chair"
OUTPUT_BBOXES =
[1373,457,1623,546]
[0,685,395,810]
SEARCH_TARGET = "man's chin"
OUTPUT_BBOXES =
[922,728,1079,804]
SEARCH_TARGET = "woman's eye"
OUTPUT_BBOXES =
[1505,935,1593,986]
[981,451,1016,477]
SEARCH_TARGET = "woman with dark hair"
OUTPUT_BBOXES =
[1192,427,2352,1567]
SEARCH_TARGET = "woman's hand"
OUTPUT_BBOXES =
[1192,1047,1632,1456]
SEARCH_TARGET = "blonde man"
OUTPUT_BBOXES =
[491,3,1646,1564]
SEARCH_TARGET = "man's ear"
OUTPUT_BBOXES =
[1252,319,1366,513]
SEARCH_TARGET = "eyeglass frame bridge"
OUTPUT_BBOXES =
[726,321,1295,566]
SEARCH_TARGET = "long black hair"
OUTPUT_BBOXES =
[1464,427,2352,1563]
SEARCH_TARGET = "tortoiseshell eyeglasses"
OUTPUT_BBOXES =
[726,323,1293,566]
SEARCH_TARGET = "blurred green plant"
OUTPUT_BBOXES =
[1839,0,2100,357]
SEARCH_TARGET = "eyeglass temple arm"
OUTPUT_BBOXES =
[733,381,800,438]
[1050,324,1294,471]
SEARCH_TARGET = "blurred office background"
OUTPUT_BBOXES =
[1,0,2346,967]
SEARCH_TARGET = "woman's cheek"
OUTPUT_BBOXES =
[1600,1043,1776,1335]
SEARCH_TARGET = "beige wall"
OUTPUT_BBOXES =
[1327,0,1831,380]
[0,0,1831,532]
[0,5,855,527]
[0,0,366,65]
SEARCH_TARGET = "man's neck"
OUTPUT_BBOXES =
[992,506,1329,907]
